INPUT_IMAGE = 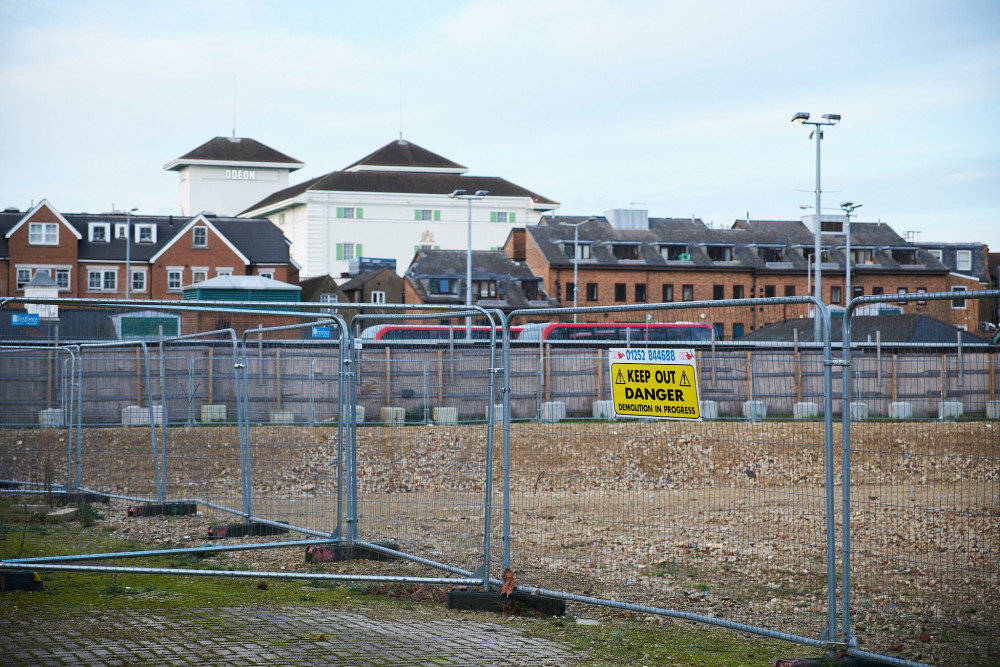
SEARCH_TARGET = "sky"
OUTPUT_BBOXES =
[1,0,998,251]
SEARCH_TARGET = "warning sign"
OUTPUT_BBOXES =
[608,348,701,420]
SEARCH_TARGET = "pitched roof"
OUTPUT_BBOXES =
[182,275,300,291]
[405,249,555,310]
[164,136,303,171]
[344,139,467,173]
[741,314,986,344]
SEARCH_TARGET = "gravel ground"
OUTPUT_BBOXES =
[3,420,998,665]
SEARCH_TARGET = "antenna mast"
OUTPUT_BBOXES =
[232,76,237,138]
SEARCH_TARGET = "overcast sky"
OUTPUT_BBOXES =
[1,1,998,251]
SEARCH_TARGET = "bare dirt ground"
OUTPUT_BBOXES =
[3,420,998,665]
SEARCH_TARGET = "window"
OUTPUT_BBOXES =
[115,224,128,239]
[586,283,598,301]
[611,244,640,260]
[566,282,576,301]
[131,270,146,293]
[831,285,843,305]
[852,248,874,264]
[370,290,386,304]
[660,245,688,261]
[757,246,784,262]
[55,269,70,290]
[337,243,356,260]
[763,285,776,298]
[88,269,117,292]
[563,243,591,260]
[872,286,883,296]
[89,222,110,242]
[705,245,733,261]
[927,249,943,262]
[434,278,456,295]
[956,250,972,272]
[16,268,31,289]
[662,284,674,302]
[951,286,967,309]
[193,227,207,247]
[167,269,182,291]
[852,286,864,299]
[891,249,918,265]
[784,285,796,297]
[916,287,926,305]
[732,323,744,338]
[258,270,274,280]
[28,222,58,245]
[490,211,515,223]
[523,281,538,301]
[820,220,843,233]
[614,283,627,302]
[337,207,363,219]
[320,293,338,314]
[732,285,745,299]
[682,284,694,302]
[897,287,907,305]
[191,269,208,284]
[216,268,233,276]
[712,285,724,300]
[136,224,155,243]
[416,209,434,221]
[713,323,724,340]
[474,280,497,298]
[635,284,647,302]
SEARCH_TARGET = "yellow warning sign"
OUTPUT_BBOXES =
[608,348,701,420]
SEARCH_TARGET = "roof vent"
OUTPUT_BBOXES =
[228,136,242,143]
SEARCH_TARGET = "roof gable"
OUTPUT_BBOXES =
[164,136,303,171]
[4,199,82,241]
[344,139,467,174]
[149,214,250,265]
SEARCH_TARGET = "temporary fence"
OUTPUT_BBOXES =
[2,293,998,666]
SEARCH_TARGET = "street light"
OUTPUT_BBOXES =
[840,202,862,304]
[122,207,138,300]
[448,188,488,338]
[563,219,589,322]
[792,111,841,340]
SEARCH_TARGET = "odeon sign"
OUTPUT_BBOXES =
[225,169,256,180]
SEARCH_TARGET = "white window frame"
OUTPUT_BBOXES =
[257,269,275,280]
[956,250,972,272]
[28,222,59,245]
[136,224,156,244]
[320,292,338,314]
[216,267,233,277]
[115,224,128,239]
[191,267,208,284]
[370,290,386,304]
[87,268,117,292]
[951,285,967,310]
[341,243,355,260]
[167,267,183,291]
[54,269,70,290]
[88,222,110,242]
[193,226,208,247]
[340,207,356,219]
[417,209,433,221]
[16,267,32,290]
[927,248,943,262]
[131,269,147,293]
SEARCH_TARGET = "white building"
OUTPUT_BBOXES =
[238,139,559,279]
[164,136,304,217]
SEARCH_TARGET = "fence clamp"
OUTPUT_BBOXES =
[233,363,246,369]
[824,359,850,367]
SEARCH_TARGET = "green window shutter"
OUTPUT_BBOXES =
[434,245,440,250]
[434,210,441,221]
[336,243,343,260]
[414,210,421,221]
[510,212,515,223]
[356,243,363,257]
[336,207,343,218]
[490,212,497,223]
[356,208,363,219]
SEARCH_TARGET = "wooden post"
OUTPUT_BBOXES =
[876,330,882,384]
[275,347,282,409]
[891,353,898,402]
[136,346,142,404]
[544,343,552,403]
[957,331,963,388]
[990,350,996,402]
[746,350,752,401]
[595,349,603,400]
[385,346,391,405]
[940,352,947,401]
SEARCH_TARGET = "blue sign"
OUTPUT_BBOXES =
[12,313,40,326]
[311,326,332,339]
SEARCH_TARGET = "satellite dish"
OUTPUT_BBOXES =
[678,253,691,262]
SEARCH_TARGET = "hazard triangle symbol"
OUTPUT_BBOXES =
[679,370,691,386]
[615,368,625,385]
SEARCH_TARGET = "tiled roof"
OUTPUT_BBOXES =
[405,249,556,310]
[344,139,467,172]
[166,137,303,169]
[742,314,986,344]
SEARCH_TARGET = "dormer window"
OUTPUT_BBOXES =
[88,222,110,242]
[821,220,843,232]
[563,242,591,260]
[611,244,640,260]
[705,245,733,262]
[522,280,538,300]
[473,280,497,298]
[115,224,128,239]
[433,278,458,295]
[851,248,874,264]
[757,246,784,262]
[136,224,156,243]
[660,244,689,261]
[891,248,918,265]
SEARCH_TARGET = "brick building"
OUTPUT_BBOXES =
[1,200,299,301]
[506,210,985,337]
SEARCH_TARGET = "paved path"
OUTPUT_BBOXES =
[2,606,577,666]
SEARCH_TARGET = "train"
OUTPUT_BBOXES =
[358,321,714,344]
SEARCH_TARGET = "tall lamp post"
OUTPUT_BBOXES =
[791,112,840,340]
[448,189,488,338]
[123,207,138,300]
[840,202,861,306]
[564,219,588,322]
